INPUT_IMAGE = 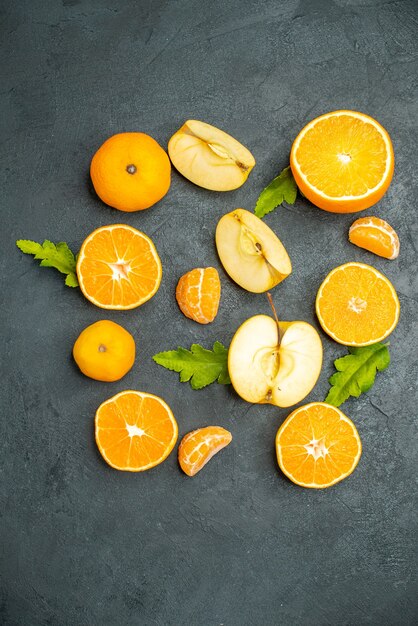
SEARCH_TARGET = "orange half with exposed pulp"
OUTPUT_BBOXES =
[276,402,362,489]
[77,224,162,310]
[316,262,400,346]
[290,110,394,213]
[95,390,178,472]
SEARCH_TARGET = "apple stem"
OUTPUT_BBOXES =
[267,292,282,345]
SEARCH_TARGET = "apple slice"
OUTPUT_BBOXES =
[228,314,322,408]
[168,120,255,191]
[215,208,292,293]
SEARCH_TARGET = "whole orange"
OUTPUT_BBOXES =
[73,320,135,382]
[90,132,171,212]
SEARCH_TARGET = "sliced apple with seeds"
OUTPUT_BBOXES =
[215,208,292,293]
[228,314,322,408]
[168,120,255,191]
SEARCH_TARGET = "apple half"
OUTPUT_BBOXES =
[168,120,255,191]
[228,315,323,408]
[215,208,292,293]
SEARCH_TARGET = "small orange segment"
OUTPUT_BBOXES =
[290,110,394,213]
[178,426,232,476]
[90,132,171,212]
[95,390,178,472]
[73,320,135,382]
[176,267,221,324]
[316,262,400,346]
[276,402,362,489]
[77,224,162,310]
[349,216,400,260]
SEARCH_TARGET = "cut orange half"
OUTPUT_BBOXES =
[77,224,162,310]
[95,390,178,472]
[290,110,394,213]
[316,262,400,346]
[276,402,362,489]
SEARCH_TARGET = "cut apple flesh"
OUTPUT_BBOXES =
[168,120,255,191]
[216,208,292,293]
[228,315,323,408]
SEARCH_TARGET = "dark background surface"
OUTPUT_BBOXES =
[1,0,417,624]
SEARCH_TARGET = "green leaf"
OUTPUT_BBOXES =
[325,343,390,407]
[254,166,297,218]
[16,239,79,287]
[65,273,79,288]
[16,239,43,255]
[153,341,231,390]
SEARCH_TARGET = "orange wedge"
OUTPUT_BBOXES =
[316,262,400,346]
[178,426,232,476]
[95,390,178,472]
[77,224,162,310]
[290,110,394,213]
[349,216,400,260]
[276,402,362,489]
[176,267,221,324]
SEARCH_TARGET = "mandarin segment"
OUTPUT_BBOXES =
[349,216,400,259]
[178,426,232,476]
[76,224,162,310]
[176,267,221,324]
[316,262,400,346]
[95,391,178,472]
[90,132,171,212]
[276,402,362,489]
[290,110,394,213]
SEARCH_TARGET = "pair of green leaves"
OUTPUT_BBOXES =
[16,239,79,287]
[153,340,390,407]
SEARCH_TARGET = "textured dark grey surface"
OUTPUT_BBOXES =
[1,0,417,624]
